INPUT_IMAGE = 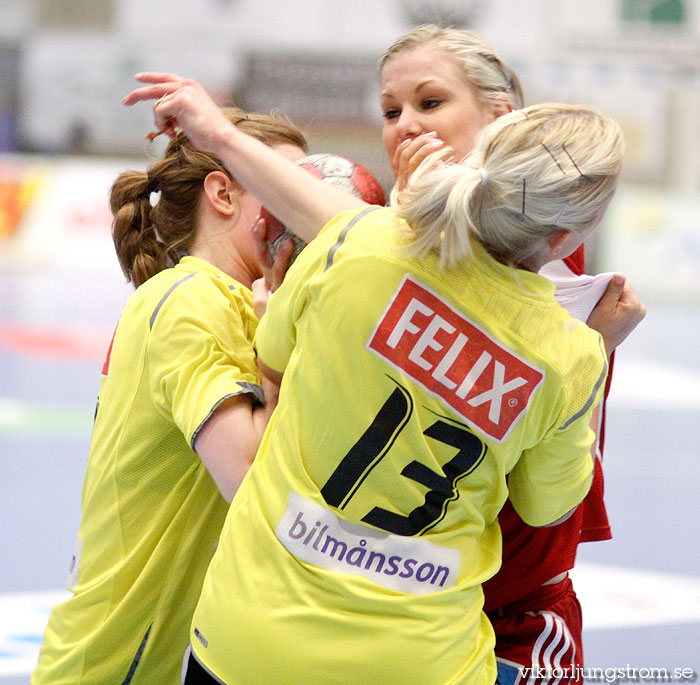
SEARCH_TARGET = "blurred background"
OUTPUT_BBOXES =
[1,0,699,681]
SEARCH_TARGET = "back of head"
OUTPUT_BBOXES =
[396,103,625,269]
[110,108,308,288]
[381,24,524,110]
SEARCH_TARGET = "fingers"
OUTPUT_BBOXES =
[134,71,185,83]
[251,238,292,319]
[595,273,626,310]
[122,73,194,106]
[146,119,177,141]
[393,133,448,191]
[618,279,647,325]
[123,73,228,151]
[604,273,626,298]
[123,83,178,106]
[586,274,646,354]
[252,217,293,292]
[252,217,274,272]
[251,278,270,320]
[599,275,646,323]
[269,239,294,292]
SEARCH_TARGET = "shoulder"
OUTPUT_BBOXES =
[317,206,398,247]
[157,265,251,317]
[124,264,253,341]
[312,206,407,270]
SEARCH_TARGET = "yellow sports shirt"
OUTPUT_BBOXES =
[190,208,606,684]
[33,257,261,684]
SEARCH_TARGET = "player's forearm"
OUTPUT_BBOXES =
[214,126,366,242]
[194,396,269,502]
[253,373,281,432]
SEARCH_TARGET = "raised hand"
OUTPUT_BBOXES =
[123,72,234,155]
[123,71,365,246]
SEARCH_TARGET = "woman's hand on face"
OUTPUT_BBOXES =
[586,274,646,355]
[122,72,233,154]
[393,132,451,190]
[251,277,271,321]
[251,217,294,319]
[252,216,294,294]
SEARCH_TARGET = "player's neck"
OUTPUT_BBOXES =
[190,241,256,288]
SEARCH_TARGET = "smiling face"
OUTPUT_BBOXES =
[380,45,497,175]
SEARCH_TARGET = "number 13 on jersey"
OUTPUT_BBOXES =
[321,380,487,537]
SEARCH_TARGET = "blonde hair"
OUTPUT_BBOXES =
[395,103,624,269]
[110,108,308,288]
[380,24,524,110]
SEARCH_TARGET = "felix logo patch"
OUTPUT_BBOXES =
[368,276,544,442]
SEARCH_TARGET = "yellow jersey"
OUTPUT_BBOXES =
[33,256,261,684]
[190,208,606,684]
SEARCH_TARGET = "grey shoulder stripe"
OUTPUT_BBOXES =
[238,381,265,405]
[190,384,265,449]
[325,206,382,272]
[559,337,608,431]
[149,273,197,329]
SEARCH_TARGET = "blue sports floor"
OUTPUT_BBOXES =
[1,264,699,683]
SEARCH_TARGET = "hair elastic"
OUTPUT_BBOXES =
[554,203,569,226]
[477,168,488,187]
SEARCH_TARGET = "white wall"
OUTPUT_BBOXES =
[3,0,699,300]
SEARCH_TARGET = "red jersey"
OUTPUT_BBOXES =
[483,246,613,611]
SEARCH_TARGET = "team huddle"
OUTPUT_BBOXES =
[32,25,645,685]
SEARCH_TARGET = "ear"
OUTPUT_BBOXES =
[491,92,514,120]
[203,171,239,216]
[547,229,572,257]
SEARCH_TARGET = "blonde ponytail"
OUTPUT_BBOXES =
[397,103,624,270]
[394,151,485,268]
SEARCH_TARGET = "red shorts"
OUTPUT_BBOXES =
[488,575,583,685]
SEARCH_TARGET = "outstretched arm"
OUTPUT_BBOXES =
[123,73,366,242]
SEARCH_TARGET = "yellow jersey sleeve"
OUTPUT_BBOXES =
[507,337,608,526]
[147,275,261,446]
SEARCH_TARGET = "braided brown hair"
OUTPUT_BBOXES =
[110,107,307,287]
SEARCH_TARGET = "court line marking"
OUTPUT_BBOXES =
[2,563,700,676]
[606,353,700,410]
[0,397,92,435]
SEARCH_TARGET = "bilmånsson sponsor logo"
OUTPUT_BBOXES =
[276,492,460,594]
